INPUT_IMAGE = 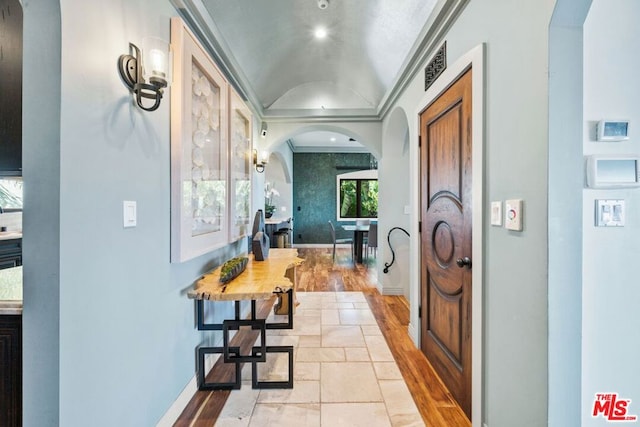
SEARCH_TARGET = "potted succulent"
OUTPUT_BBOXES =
[219,256,249,283]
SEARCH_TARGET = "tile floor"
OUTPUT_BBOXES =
[214,292,423,426]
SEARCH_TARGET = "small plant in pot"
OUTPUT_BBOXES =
[264,183,279,218]
[264,203,276,218]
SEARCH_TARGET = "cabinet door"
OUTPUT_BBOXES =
[0,0,23,175]
[0,256,20,270]
[0,315,22,427]
[0,239,21,270]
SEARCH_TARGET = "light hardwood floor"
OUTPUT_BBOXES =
[174,247,470,427]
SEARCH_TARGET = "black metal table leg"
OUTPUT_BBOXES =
[195,290,295,390]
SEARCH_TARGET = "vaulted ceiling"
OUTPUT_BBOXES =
[172,0,444,149]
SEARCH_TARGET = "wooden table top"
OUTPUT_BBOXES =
[188,248,304,301]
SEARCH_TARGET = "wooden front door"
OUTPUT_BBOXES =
[420,68,472,418]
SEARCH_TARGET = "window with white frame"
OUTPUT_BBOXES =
[336,170,378,220]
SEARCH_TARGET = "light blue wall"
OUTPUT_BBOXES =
[22,0,61,425]
[442,3,555,425]
[548,1,591,425]
[23,1,247,425]
[387,0,556,425]
[582,1,640,425]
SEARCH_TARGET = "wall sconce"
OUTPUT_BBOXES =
[253,149,269,173]
[118,37,171,112]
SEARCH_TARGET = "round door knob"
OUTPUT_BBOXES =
[456,256,472,269]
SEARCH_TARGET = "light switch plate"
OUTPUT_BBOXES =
[491,201,502,226]
[123,201,137,228]
[595,199,625,227]
[404,205,411,215]
[505,199,523,231]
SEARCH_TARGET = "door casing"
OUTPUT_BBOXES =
[410,44,485,426]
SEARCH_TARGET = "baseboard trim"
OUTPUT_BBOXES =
[157,304,250,426]
[156,371,200,426]
[408,322,419,347]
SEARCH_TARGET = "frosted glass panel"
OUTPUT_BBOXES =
[229,94,252,240]
[191,60,225,236]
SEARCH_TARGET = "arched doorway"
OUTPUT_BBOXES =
[380,107,411,300]
[259,123,380,247]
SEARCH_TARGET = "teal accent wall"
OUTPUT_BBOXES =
[293,153,370,243]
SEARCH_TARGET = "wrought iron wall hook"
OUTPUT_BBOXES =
[383,226,410,274]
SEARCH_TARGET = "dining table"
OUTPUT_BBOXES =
[341,224,370,264]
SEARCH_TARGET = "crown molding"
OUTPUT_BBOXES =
[377,0,470,119]
[170,0,265,118]
[261,108,380,123]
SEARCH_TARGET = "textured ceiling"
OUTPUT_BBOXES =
[200,0,438,115]
[178,0,440,149]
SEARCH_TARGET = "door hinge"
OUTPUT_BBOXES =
[418,305,422,318]
[418,221,422,233]
[418,135,422,147]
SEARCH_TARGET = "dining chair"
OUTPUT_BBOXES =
[366,223,378,259]
[355,219,371,256]
[328,221,353,263]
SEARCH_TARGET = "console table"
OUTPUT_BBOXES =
[188,248,303,390]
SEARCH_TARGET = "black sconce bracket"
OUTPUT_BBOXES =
[118,43,167,112]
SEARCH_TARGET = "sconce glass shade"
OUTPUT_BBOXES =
[142,37,172,88]
[253,149,269,173]
[260,150,269,164]
[118,39,170,112]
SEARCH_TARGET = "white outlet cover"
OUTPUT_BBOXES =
[595,199,625,227]
[505,199,523,231]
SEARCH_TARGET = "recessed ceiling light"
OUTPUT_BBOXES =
[330,137,336,142]
[314,27,327,39]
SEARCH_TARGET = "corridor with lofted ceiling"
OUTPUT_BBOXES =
[14,0,640,426]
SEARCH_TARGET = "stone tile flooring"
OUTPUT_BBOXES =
[214,292,423,426]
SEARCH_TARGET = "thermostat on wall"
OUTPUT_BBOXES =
[597,120,629,141]
[586,155,640,188]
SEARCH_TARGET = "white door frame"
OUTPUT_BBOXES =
[410,43,485,426]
